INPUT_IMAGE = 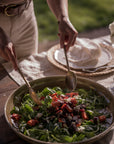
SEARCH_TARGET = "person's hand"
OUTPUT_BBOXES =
[0,27,18,70]
[58,17,78,51]
[0,42,18,70]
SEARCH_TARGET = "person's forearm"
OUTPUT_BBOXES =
[47,0,68,22]
[47,0,78,51]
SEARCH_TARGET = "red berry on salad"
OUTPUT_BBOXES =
[99,115,106,122]
[11,113,21,121]
[27,119,38,126]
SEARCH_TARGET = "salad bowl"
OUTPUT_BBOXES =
[4,76,114,144]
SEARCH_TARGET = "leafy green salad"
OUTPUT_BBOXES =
[10,87,112,143]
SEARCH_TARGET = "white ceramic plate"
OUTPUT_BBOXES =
[54,48,112,70]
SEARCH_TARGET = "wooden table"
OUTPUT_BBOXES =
[0,36,114,144]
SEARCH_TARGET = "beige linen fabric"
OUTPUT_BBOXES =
[0,1,38,59]
[3,52,65,85]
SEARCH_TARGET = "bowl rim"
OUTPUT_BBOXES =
[4,75,114,144]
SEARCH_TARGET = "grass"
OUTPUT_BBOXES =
[33,0,114,42]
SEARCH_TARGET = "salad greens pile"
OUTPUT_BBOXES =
[10,87,112,143]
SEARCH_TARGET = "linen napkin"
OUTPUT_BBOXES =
[2,52,65,86]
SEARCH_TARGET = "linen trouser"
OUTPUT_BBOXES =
[0,1,38,59]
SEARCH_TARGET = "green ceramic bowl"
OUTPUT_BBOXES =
[4,76,114,144]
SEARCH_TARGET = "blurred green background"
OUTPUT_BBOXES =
[33,0,114,42]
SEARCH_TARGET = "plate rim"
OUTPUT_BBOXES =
[47,43,114,76]
[54,45,112,70]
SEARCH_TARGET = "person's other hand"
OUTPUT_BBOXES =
[0,42,18,70]
[58,17,78,51]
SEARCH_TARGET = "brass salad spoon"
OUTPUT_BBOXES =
[17,66,41,105]
[63,45,77,91]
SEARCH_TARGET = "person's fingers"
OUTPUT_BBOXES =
[70,33,77,46]
[5,46,18,70]
[8,42,17,66]
[59,32,78,51]
[65,34,74,51]
[12,45,17,59]
[60,33,65,48]
[66,31,78,51]
[65,35,69,43]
